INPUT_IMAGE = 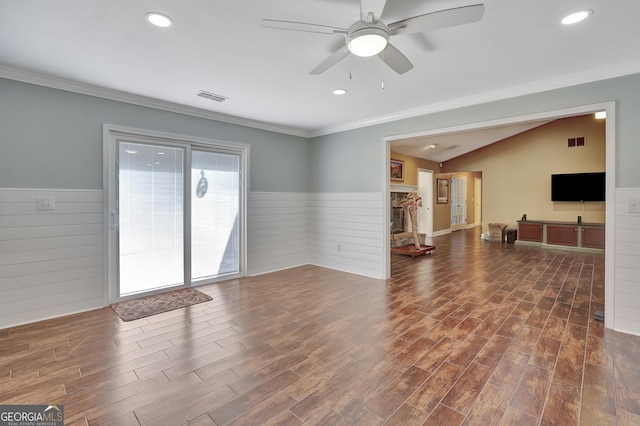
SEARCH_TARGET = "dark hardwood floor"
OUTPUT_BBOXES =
[2,227,639,425]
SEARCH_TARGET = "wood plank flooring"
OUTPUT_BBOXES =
[2,227,639,425]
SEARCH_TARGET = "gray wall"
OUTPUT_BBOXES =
[0,78,310,192]
[4,72,640,194]
[310,73,640,192]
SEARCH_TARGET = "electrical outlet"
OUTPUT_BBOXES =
[629,199,640,213]
[36,197,55,210]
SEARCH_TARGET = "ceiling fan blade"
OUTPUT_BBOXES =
[380,43,414,75]
[310,45,350,74]
[389,4,484,36]
[360,0,387,22]
[262,19,347,35]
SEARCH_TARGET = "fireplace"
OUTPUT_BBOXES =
[391,207,405,234]
[390,191,412,234]
[390,185,427,247]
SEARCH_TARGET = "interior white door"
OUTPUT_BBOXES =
[417,169,433,237]
[450,175,467,231]
[474,177,482,226]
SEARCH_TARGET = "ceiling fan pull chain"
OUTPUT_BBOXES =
[349,54,353,80]
[381,51,385,89]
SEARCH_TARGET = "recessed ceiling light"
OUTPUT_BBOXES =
[561,10,592,25]
[124,149,138,154]
[146,12,173,28]
[333,89,347,95]
[595,111,606,119]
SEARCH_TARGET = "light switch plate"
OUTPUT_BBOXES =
[629,199,640,213]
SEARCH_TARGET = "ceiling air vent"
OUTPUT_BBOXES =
[197,90,228,102]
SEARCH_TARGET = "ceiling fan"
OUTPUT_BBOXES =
[262,0,484,75]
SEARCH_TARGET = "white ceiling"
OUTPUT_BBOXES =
[0,0,637,155]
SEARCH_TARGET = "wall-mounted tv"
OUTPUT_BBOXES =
[551,172,605,202]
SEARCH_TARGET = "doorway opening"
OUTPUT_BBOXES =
[383,102,615,328]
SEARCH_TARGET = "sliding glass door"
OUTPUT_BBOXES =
[106,128,245,302]
[191,150,240,282]
[117,141,186,296]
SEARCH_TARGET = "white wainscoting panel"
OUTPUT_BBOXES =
[614,188,640,335]
[247,192,385,279]
[0,189,104,329]
[1,189,385,328]
[247,192,310,276]
[308,192,385,279]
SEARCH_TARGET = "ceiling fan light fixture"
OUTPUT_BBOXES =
[347,22,389,57]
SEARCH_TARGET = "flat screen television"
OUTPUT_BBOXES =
[551,172,605,202]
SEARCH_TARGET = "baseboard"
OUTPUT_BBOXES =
[514,240,605,253]
[247,262,309,277]
[0,305,103,331]
[433,229,452,237]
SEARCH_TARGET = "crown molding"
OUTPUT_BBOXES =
[0,66,311,138]
[3,60,640,141]
[310,59,640,138]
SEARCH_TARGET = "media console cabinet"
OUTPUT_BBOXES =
[516,220,604,252]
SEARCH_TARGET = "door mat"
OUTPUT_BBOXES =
[111,288,212,322]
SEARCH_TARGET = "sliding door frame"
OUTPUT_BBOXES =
[103,124,249,304]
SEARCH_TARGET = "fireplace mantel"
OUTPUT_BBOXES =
[390,184,417,193]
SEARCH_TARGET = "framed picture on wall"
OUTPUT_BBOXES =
[390,159,404,181]
[437,178,449,204]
